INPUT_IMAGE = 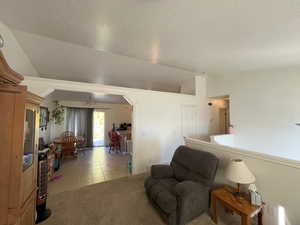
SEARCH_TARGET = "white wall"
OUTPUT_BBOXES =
[207,70,300,161]
[210,134,235,147]
[0,21,38,76]
[180,77,195,95]
[186,138,297,225]
[22,75,208,174]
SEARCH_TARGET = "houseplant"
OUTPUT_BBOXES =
[51,101,65,125]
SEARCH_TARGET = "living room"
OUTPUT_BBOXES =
[0,1,299,225]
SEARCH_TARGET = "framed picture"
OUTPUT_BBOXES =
[40,107,49,130]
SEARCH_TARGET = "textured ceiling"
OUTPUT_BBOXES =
[50,90,130,104]
[1,0,300,91]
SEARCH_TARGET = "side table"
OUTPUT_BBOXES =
[211,186,264,225]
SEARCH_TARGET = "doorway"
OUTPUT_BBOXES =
[93,111,105,147]
[208,95,231,135]
[219,107,229,134]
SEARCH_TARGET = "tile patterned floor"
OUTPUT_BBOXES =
[48,147,131,195]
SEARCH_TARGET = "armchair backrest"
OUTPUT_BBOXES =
[170,146,219,186]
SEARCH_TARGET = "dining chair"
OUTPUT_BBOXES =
[76,136,87,151]
[61,131,75,137]
[61,135,77,159]
[108,131,121,153]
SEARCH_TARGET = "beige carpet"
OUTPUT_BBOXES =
[42,174,241,225]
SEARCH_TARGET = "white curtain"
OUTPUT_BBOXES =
[66,107,95,146]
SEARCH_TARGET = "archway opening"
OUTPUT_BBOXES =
[39,89,134,195]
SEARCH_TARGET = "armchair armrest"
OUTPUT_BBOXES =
[174,181,207,197]
[151,164,174,179]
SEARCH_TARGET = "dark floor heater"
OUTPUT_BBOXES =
[36,149,51,224]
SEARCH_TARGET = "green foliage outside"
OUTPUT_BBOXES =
[93,112,105,139]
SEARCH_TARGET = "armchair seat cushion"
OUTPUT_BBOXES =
[174,181,208,197]
[145,177,179,214]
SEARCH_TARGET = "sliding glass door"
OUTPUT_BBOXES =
[93,111,105,147]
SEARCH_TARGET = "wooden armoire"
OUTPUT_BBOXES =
[0,50,43,225]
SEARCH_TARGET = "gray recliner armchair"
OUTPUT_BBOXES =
[144,146,219,225]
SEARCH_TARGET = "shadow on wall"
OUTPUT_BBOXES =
[134,138,161,174]
[264,204,291,225]
[160,129,188,163]
[210,134,235,147]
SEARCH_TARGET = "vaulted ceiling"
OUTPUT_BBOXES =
[1,0,300,92]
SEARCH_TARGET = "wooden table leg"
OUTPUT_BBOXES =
[242,215,251,225]
[211,194,218,224]
[258,210,263,225]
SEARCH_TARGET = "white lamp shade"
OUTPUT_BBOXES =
[225,159,256,184]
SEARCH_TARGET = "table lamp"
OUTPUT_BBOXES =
[225,159,255,196]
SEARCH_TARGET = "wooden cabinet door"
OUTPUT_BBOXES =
[20,197,35,225]
[22,107,36,205]
[0,91,15,225]
[21,104,39,205]
[7,89,26,210]
[0,86,26,225]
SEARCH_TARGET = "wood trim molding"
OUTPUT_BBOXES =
[185,137,300,170]
[0,50,24,85]
[26,92,43,105]
[0,85,27,94]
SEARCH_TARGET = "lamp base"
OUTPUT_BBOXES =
[226,183,245,198]
[233,191,244,198]
[234,183,248,199]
